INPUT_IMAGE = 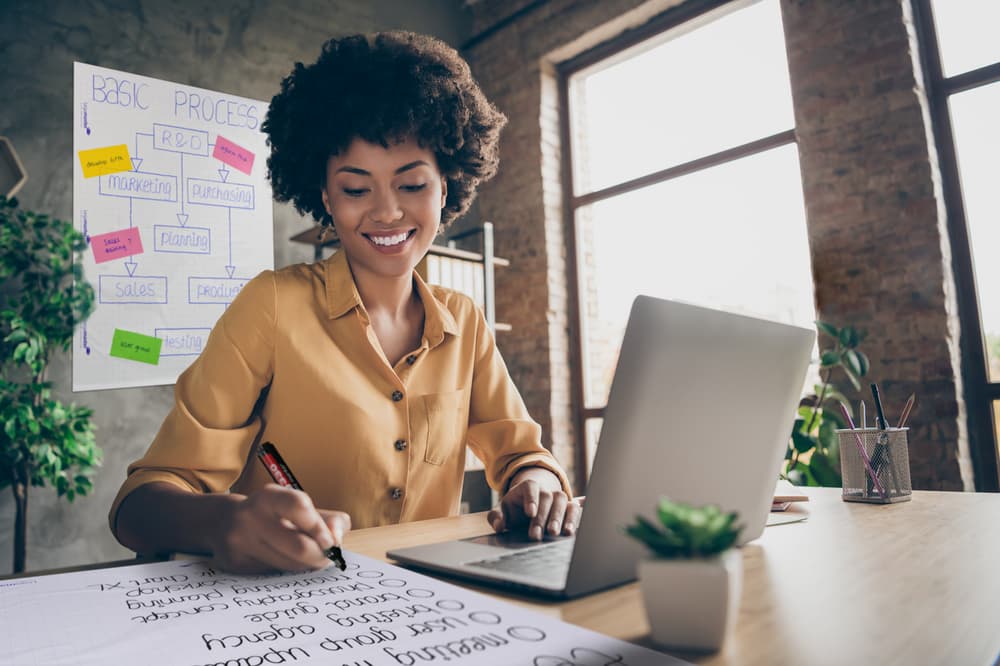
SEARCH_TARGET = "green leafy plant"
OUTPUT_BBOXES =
[625,497,742,559]
[0,196,99,573]
[784,320,869,487]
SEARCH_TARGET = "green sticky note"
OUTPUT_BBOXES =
[109,328,163,365]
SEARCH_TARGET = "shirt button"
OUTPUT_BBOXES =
[390,487,403,500]
[406,354,417,365]
[391,390,404,402]
[394,439,407,451]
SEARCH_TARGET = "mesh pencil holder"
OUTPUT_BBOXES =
[836,427,912,504]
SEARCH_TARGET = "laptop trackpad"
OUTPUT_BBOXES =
[462,531,570,550]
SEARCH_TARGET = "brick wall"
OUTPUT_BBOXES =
[782,0,971,489]
[466,0,972,490]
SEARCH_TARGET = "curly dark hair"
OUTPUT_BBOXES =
[263,31,507,237]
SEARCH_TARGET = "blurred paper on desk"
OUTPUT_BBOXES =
[773,478,809,503]
[0,554,690,665]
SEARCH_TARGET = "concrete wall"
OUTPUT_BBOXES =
[0,0,470,574]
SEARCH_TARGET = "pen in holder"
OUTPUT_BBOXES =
[836,427,912,503]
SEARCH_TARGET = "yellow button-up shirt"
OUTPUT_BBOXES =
[109,250,570,536]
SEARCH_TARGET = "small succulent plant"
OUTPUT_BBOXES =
[625,497,742,559]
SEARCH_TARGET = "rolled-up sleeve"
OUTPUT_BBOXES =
[464,305,572,497]
[108,272,276,536]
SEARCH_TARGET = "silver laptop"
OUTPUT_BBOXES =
[388,295,814,599]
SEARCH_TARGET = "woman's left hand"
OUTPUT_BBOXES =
[488,468,581,540]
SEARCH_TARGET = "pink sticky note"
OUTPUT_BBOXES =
[91,227,144,264]
[213,135,255,175]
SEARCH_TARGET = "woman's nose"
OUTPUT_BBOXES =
[369,188,404,224]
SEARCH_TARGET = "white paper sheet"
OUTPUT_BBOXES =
[72,61,274,391]
[0,553,688,665]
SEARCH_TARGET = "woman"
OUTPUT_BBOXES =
[110,31,577,574]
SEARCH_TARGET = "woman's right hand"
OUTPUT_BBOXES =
[211,485,351,574]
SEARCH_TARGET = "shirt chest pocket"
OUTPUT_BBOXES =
[420,390,467,465]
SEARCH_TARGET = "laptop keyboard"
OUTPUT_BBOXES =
[465,539,574,581]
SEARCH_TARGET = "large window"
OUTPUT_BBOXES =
[560,0,814,481]
[916,0,1000,489]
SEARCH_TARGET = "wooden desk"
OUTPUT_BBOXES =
[344,488,1000,665]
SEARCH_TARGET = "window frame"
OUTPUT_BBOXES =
[556,0,798,485]
[912,0,1000,491]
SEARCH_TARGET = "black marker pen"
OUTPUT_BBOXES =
[257,441,347,571]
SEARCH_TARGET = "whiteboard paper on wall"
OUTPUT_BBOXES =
[72,62,274,391]
[0,553,688,665]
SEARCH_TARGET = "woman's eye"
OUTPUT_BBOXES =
[342,188,368,197]
[400,184,427,192]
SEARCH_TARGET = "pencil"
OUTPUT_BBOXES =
[870,383,889,431]
[897,393,916,428]
[839,403,888,499]
[257,441,347,571]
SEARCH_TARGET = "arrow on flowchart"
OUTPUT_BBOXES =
[179,153,186,216]
[82,210,90,245]
[174,153,189,226]
[124,260,137,277]
[218,167,230,183]
[225,207,235,277]
[132,131,151,171]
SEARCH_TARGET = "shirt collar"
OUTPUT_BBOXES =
[413,262,460,345]
[323,250,460,342]
[324,249,363,319]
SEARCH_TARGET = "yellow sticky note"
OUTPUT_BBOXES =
[78,144,132,178]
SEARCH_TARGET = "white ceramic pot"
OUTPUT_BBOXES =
[637,548,743,651]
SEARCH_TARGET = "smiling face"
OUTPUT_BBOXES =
[321,136,447,283]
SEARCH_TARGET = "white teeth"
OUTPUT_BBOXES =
[370,231,409,247]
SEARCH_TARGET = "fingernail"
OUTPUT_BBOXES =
[333,527,344,544]
[566,523,575,535]
[526,502,537,517]
[531,525,541,540]
[550,520,560,533]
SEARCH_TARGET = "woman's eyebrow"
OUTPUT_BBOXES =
[334,160,431,176]
[394,160,431,174]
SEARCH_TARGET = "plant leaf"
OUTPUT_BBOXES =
[626,498,740,559]
[809,450,842,487]
[820,350,840,367]
[842,366,862,391]
[843,349,863,377]
[816,320,839,340]
[839,326,860,348]
[854,350,870,377]
[818,415,839,449]
[792,429,817,453]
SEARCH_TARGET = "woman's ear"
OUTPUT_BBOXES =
[440,178,448,209]
[321,188,332,216]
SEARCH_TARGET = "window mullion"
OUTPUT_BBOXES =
[572,128,795,209]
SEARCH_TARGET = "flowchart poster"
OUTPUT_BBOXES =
[72,62,274,390]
